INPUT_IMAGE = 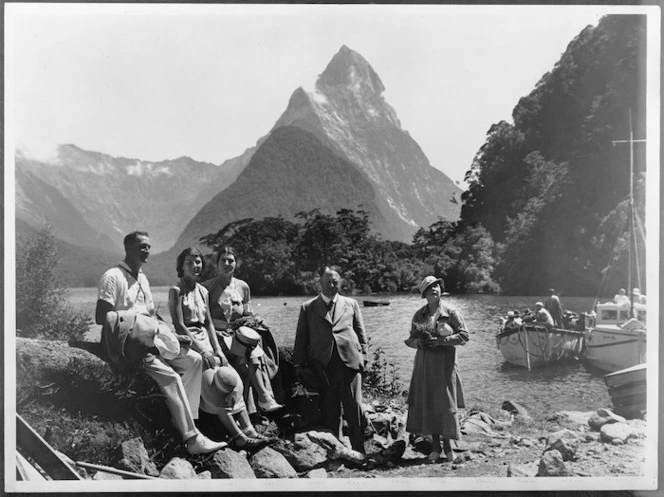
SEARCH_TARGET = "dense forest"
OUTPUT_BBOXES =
[199,209,499,295]
[460,14,647,296]
[198,15,647,297]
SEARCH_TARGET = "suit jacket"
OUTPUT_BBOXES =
[293,294,368,370]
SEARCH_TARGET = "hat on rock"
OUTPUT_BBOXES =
[418,276,445,298]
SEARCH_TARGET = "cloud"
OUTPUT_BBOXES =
[15,139,61,164]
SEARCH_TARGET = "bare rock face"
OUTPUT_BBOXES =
[209,449,256,479]
[273,45,461,242]
[537,450,574,477]
[116,437,159,477]
[159,457,197,479]
[249,447,298,479]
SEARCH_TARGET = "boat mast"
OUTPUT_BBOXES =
[612,108,646,317]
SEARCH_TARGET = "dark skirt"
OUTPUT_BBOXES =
[406,347,464,439]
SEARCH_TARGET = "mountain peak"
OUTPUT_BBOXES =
[317,46,385,95]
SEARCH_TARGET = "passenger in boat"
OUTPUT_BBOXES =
[405,276,469,464]
[168,247,228,371]
[95,231,227,455]
[544,289,564,328]
[614,288,630,307]
[199,366,275,450]
[293,265,369,453]
[632,288,647,304]
[534,302,554,327]
[202,246,283,414]
[504,311,522,331]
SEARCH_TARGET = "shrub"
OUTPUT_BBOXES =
[16,224,91,340]
[362,337,404,401]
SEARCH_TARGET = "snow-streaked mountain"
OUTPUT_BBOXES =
[272,45,461,241]
[172,125,388,250]
[15,145,248,253]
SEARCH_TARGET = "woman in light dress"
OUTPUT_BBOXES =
[168,247,228,370]
[203,246,282,414]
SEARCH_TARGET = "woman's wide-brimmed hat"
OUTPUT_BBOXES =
[419,276,445,298]
[201,366,244,412]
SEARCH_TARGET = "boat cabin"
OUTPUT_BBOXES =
[587,302,647,328]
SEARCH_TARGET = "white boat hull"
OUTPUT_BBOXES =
[584,326,646,373]
[604,363,647,418]
[497,324,584,369]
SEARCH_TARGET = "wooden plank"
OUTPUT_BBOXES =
[75,461,158,480]
[16,452,47,481]
[16,414,83,480]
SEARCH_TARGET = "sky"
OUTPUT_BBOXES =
[5,4,648,186]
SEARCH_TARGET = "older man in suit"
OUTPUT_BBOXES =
[293,266,368,453]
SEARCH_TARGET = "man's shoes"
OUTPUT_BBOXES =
[186,434,228,455]
[426,451,441,463]
[444,450,455,463]
[257,398,284,413]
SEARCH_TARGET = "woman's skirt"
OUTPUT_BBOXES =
[406,348,462,439]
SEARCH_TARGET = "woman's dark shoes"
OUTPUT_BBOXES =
[233,434,271,450]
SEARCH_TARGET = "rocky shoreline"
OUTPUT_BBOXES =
[14,337,647,481]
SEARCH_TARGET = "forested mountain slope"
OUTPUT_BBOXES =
[460,15,647,295]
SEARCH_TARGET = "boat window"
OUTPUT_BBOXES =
[619,311,630,320]
[637,310,647,322]
[602,310,618,320]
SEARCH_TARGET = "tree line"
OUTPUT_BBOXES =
[199,208,500,296]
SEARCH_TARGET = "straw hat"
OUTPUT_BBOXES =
[230,326,262,357]
[418,276,445,298]
[201,366,244,412]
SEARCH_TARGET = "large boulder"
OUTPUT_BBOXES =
[600,422,636,444]
[16,338,108,391]
[249,447,298,478]
[116,438,159,476]
[589,408,628,431]
[507,462,538,478]
[543,430,580,461]
[159,457,197,479]
[502,400,530,420]
[209,449,256,479]
[537,450,573,477]
[272,435,327,472]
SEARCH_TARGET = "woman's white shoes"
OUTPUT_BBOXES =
[186,434,228,455]
[258,398,283,413]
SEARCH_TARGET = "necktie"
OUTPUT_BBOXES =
[327,300,335,316]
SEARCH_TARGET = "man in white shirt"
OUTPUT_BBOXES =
[96,231,226,455]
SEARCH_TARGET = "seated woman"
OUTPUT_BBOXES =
[200,366,275,449]
[168,247,228,370]
[202,246,282,414]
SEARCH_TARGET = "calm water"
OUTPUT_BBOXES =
[69,288,609,417]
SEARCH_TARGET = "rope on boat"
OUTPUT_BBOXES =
[515,325,551,362]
